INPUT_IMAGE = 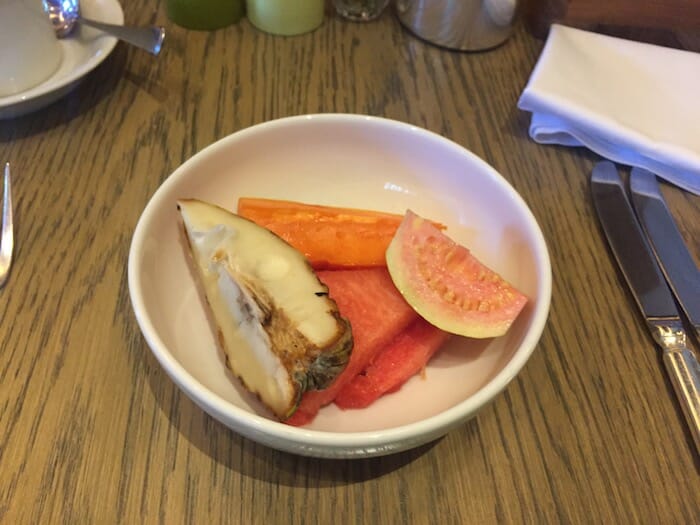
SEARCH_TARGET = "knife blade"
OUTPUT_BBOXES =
[629,167,700,340]
[591,161,700,453]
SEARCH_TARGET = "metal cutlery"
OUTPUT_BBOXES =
[43,0,165,56]
[591,161,700,454]
[0,162,12,288]
[630,167,700,340]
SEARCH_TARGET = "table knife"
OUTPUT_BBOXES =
[591,161,700,453]
[629,167,700,340]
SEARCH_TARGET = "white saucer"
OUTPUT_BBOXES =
[0,0,124,120]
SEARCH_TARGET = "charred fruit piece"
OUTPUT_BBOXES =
[177,199,353,419]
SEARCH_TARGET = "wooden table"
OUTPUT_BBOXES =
[1,2,699,523]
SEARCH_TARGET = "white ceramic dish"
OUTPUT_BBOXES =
[128,114,552,458]
[0,0,123,119]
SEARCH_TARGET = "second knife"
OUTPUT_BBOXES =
[630,167,700,340]
[591,161,700,454]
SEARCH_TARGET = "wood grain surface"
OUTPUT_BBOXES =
[1,1,699,523]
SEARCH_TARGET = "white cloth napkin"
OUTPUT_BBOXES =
[518,24,700,195]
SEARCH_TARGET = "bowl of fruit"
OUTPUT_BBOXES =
[128,114,551,458]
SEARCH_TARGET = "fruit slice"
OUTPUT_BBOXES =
[178,199,353,420]
[386,210,527,339]
[285,268,417,425]
[334,318,451,409]
[237,197,443,270]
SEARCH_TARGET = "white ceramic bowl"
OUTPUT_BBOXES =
[128,114,551,458]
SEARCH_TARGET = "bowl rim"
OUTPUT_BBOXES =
[127,113,552,451]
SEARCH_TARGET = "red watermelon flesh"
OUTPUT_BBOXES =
[334,318,451,409]
[285,268,418,426]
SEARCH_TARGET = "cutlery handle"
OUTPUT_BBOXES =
[80,18,165,56]
[663,348,700,454]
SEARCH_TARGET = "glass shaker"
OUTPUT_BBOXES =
[333,0,391,22]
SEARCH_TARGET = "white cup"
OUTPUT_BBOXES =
[0,0,63,97]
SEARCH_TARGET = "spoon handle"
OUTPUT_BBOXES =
[80,17,165,55]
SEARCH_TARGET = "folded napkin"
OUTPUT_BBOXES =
[518,24,700,195]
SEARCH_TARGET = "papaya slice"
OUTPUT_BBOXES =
[237,197,405,269]
[386,210,527,339]
[237,197,444,270]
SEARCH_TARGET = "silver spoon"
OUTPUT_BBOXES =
[43,0,164,56]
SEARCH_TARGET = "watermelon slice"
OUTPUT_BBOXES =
[334,318,451,409]
[285,268,417,425]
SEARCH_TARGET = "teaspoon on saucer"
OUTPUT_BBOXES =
[43,0,164,56]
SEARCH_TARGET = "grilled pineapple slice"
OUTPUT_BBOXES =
[177,199,352,419]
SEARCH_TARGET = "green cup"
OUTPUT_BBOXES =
[167,0,245,30]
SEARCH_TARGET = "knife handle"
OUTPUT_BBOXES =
[663,348,700,454]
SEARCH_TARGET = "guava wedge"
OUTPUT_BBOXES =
[177,199,353,420]
[386,210,527,339]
